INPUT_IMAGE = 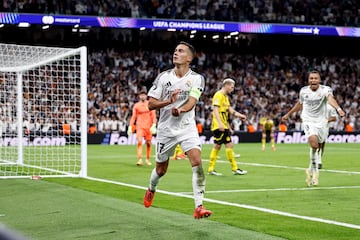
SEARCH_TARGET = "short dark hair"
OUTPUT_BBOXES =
[138,90,147,95]
[179,41,196,58]
[309,68,320,75]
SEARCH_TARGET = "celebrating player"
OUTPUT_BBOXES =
[128,90,157,166]
[208,78,248,176]
[143,41,212,219]
[282,70,345,186]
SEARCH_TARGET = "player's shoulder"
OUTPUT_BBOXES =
[300,85,310,92]
[157,69,172,79]
[319,84,332,91]
[213,90,223,98]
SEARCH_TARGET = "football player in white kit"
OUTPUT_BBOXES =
[282,70,345,186]
[143,41,212,219]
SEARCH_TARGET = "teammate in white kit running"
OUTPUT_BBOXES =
[143,41,212,219]
[282,70,345,186]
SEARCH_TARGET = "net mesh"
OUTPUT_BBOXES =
[0,43,85,178]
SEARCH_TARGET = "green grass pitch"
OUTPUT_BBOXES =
[0,143,359,239]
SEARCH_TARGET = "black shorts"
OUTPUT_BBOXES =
[263,130,272,136]
[212,129,232,145]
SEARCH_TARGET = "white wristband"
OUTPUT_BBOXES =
[337,107,342,112]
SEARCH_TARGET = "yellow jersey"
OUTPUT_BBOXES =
[211,90,230,131]
[261,118,274,131]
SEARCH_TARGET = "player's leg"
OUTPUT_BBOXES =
[319,142,325,169]
[261,131,266,151]
[317,125,329,170]
[208,130,223,175]
[216,129,246,175]
[317,143,324,169]
[208,144,221,175]
[270,131,276,151]
[172,144,185,160]
[183,138,212,219]
[225,142,247,175]
[144,137,176,208]
[136,129,145,166]
[308,134,320,186]
[144,129,153,165]
[304,123,320,186]
[312,126,329,184]
[306,147,315,186]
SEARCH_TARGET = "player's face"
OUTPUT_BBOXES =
[308,72,321,91]
[225,83,235,94]
[139,93,147,101]
[173,44,192,65]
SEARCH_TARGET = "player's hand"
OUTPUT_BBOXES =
[229,128,234,135]
[150,123,157,134]
[169,89,181,104]
[337,109,345,118]
[171,107,182,117]
[127,126,132,136]
[219,124,225,132]
[281,115,289,122]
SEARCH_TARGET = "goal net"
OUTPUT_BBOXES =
[0,43,87,178]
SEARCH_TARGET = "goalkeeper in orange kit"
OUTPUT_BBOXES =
[128,90,157,166]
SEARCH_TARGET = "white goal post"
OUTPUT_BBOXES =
[0,43,87,178]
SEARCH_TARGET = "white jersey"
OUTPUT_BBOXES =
[299,85,333,125]
[148,68,205,138]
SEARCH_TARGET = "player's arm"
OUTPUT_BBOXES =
[150,110,157,124]
[282,101,302,121]
[328,116,336,123]
[327,94,345,117]
[128,106,137,127]
[148,89,181,110]
[177,96,197,113]
[127,106,137,135]
[229,106,247,121]
[175,85,202,114]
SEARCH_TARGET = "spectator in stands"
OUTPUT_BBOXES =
[279,122,288,132]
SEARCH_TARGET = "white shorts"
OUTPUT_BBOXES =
[155,132,201,163]
[302,122,329,143]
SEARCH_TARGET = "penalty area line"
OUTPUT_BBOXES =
[85,176,360,230]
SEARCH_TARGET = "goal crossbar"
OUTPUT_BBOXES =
[0,43,87,179]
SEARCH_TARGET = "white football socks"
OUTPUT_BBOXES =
[192,165,205,208]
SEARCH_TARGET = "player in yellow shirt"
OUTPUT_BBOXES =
[260,115,276,151]
[208,78,248,176]
[172,144,186,160]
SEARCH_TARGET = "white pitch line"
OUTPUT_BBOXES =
[202,197,360,230]
[179,185,360,195]
[205,159,360,175]
[85,176,360,230]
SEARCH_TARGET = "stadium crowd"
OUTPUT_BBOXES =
[0,0,359,134]
[87,48,360,133]
[0,0,359,27]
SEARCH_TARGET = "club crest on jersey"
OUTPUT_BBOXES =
[185,80,191,87]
